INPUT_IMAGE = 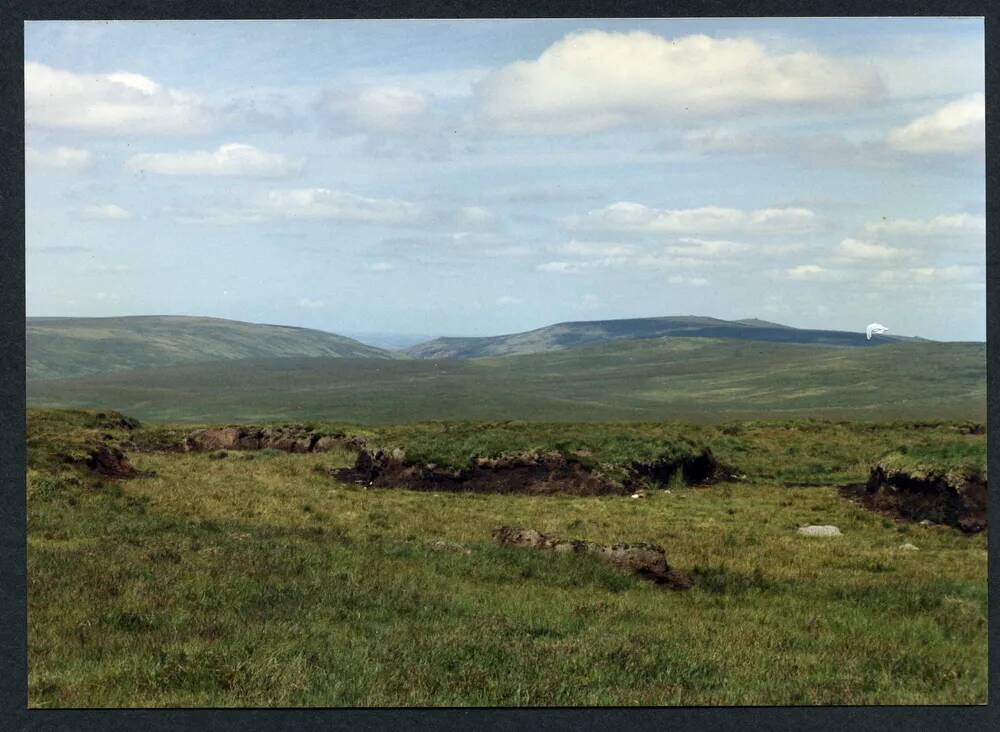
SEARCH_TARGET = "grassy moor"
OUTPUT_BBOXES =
[28,318,985,424]
[27,408,987,706]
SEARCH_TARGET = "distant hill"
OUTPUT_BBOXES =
[28,336,985,424]
[403,315,920,359]
[27,315,392,381]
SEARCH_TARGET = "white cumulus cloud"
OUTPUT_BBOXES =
[476,31,885,134]
[79,203,131,220]
[125,143,302,177]
[665,237,751,258]
[26,146,92,170]
[564,202,820,236]
[323,85,431,134]
[887,93,984,155]
[874,265,982,287]
[458,206,497,226]
[863,212,985,238]
[266,188,422,225]
[668,275,709,287]
[558,240,637,257]
[784,264,834,281]
[835,237,905,261]
[536,261,579,273]
[25,61,215,135]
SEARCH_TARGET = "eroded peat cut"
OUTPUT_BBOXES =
[336,444,731,495]
[628,448,733,486]
[842,461,988,533]
[337,449,627,495]
[77,444,145,479]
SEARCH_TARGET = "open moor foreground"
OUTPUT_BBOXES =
[26,410,987,706]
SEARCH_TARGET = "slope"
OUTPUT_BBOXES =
[27,315,392,381]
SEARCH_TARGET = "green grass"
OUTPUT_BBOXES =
[27,315,391,381]
[27,410,987,706]
[27,337,987,424]
[877,440,987,482]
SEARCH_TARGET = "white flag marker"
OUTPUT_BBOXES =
[866,323,888,340]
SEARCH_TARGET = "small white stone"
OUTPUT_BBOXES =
[898,543,919,551]
[797,525,842,537]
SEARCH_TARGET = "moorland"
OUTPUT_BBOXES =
[24,314,989,706]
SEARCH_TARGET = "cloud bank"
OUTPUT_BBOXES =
[477,31,885,134]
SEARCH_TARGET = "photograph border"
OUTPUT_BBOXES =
[1,1,996,729]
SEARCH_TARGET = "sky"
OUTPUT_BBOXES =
[24,18,986,341]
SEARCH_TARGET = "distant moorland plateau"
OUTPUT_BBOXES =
[26,314,985,424]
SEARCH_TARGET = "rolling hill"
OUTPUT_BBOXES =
[26,315,392,381]
[403,315,922,359]
[27,336,986,424]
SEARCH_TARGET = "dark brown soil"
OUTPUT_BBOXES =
[184,427,365,454]
[492,525,692,589]
[841,464,987,533]
[336,445,730,496]
[337,449,627,496]
[76,445,143,479]
[629,449,733,485]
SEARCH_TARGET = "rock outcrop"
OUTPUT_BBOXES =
[491,525,692,589]
[183,427,364,454]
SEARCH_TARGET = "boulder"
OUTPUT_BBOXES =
[184,427,365,455]
[313,435,365,452]
[797,525,842,537]
[184,428,245,451]
[491,525,691,589]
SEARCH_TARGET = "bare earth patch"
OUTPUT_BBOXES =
[841,463,987,533]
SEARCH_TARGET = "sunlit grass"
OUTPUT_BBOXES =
[27,411,987,707]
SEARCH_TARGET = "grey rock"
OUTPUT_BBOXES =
[797,525,842,537]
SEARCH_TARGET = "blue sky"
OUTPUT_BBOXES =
[25,19,985,341]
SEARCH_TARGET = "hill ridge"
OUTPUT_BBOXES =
[403,315,923,360]
[27,315,393,381]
